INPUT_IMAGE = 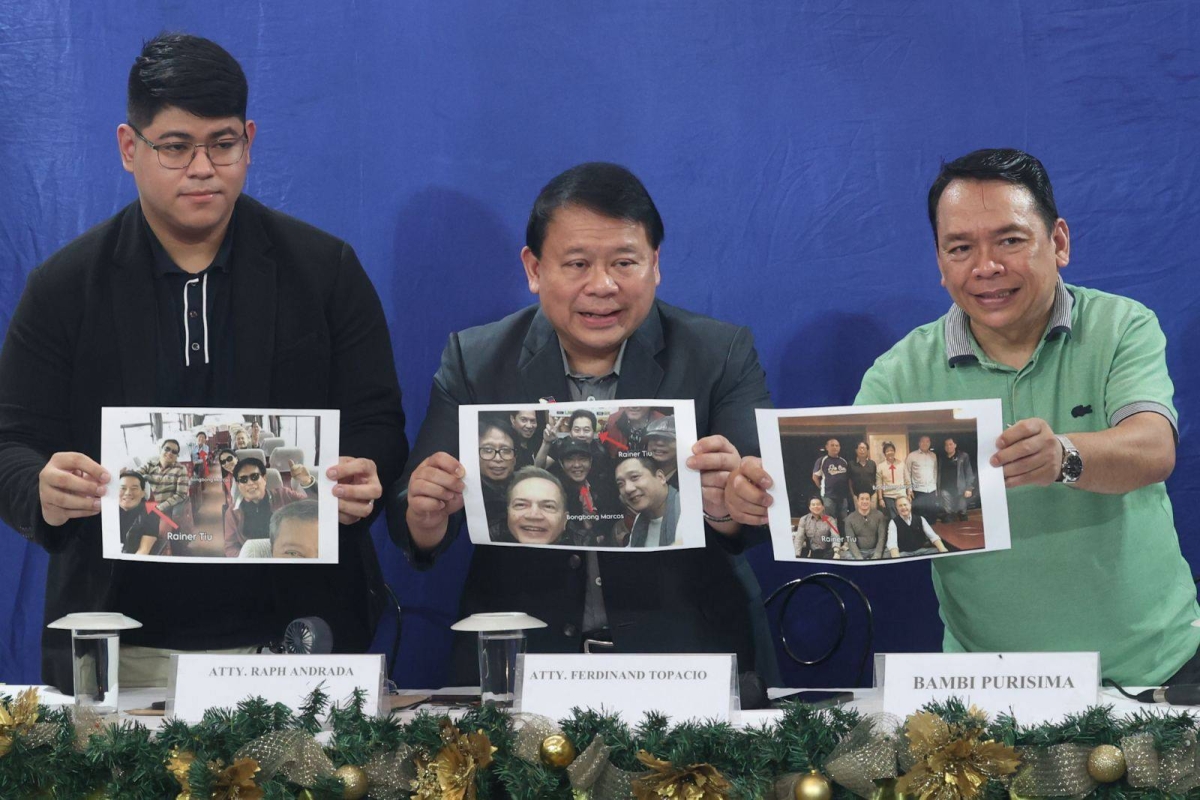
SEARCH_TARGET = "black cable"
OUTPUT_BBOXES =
[764,572,875,686]
[1101,677,1141,700]
[383,582,404,681]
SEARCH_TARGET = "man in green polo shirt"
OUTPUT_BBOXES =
[727,148,1199,685]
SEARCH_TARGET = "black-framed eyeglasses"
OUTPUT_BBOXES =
[479,445,516,460]
[129,123,248,169]
[236,472,263,484]
[162,446,180,455]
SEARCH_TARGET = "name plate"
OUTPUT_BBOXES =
[516,653,735,723]
[166,654,385,722]
[881,652,1099,724]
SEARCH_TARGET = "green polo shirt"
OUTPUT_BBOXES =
[856,280,1199,684]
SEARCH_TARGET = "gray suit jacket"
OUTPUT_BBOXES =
[387,300,772,682]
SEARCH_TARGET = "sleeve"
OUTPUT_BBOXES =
[1103,305,1179,435]
[385,331,472,568]
[812,455,824,477]
[964,455,976,492]
[886,520,897,550]
[854,356,901,406]
[327,242,409,529]
[0,266,80,552]
[921,517,941,544]
[705,325,774,551]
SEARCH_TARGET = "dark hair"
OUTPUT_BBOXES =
[270,499,319,550]
[825,437,840,446]
[525,162,664,258]
[944,437,957,445]
[505,466,566,506]
[615,455,664,478]
[856,490,873,500]
[127,33,248,128]
[882,441,896,453]
[196,431,207,439]
[217,447,237,460]
[118,470,147,490]
[568,409,598,430]
[161,438,180,451]
[479,415,517,445]
[927,148,1059,239]
[234,457,265,478]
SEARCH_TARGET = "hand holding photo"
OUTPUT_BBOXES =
[755,399,1010,564]
[100,407,340,563]
[458,400,703,550]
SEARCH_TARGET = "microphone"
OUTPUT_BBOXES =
[1135,684,1200,705]
[738,671,767,710]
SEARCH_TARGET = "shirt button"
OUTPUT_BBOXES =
[191,343,201,351]
[189,310,199,318]
[594,576,602,587]
[567,554,582,569]
[563,623,578,637]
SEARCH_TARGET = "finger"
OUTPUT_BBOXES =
[328,457,376,481]
[728,473,772,511]
[992,434,1056,467]
[42,487,102,512]
[49,452,110,482]
[408,494,450,515]
[994,418,1046,450]
[699,470,731,488]
[423,452,466,478]
[42,505,101,525]
[337,497,375,521]
[686,451,739,473]
[334,481,382,501]
[410,466,466,494]
[45,469,108,497]
[691,434,736,455]
[409,477,461,504]
[737,456,773,489]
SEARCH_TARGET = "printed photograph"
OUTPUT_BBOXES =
[100,407,341,563]
[756,400,1010,564]
[459,400,704,551]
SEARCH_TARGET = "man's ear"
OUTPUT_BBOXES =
[1053,218,1070,268]
[243,119,256,166]
[521,246,541,294]
[651,247,661,287]
[117,124,137,173]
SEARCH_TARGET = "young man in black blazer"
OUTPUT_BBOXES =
[0,34,406,691]
[388,162,778,687]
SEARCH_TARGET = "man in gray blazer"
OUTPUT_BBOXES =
[388,162,776,686]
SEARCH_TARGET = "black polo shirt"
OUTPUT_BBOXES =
[147,210,234,405]
[114,209,277,652]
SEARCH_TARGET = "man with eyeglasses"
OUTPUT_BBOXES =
[138,439,188,515]
[224,458,317,557]
[0,34,406,693]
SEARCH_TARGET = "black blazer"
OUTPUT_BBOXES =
[0,196,407,690]
[387,301,772,682]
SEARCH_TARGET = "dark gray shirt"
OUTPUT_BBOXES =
[843,508,888,558]
[561,343,626,635]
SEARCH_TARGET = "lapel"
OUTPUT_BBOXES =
[228,198,278,405]
[516,309,571,403]
[109,204,160,404]
[614,302,665,400]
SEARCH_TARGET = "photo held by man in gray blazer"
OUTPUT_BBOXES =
[386,162,780,689]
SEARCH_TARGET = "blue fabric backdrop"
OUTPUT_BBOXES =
[1,1,1197,688]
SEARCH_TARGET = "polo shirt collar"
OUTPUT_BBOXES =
[142,205,236,276]
[945,277,1074,366]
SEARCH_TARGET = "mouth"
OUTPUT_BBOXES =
[624,491,644,507]
[516,523,551,538]
[577,309,621,328]
[181,190,221,202]
[972,287,1018,306]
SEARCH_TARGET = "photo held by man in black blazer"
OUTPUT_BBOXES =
[387,162,779,688]
[0,34,407,692]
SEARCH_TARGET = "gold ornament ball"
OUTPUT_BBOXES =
[336,763,369,800]
[540,733,578,768]
[794,771,833,800]
[1087,744,1126,783]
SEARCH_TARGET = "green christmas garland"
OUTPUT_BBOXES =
[0,688,1196,799]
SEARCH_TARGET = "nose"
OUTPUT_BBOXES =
[972,246,1006,277]
[583,265,618,295]
[186,145,216,178]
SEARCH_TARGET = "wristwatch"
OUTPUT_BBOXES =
[1055,434,1083,484]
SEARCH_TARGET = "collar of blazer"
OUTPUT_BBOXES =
[109,195,278,405]
[517,301,667,403]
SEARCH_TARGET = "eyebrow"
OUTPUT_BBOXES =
[154,126,241,141]
[561,244,642,257]
[941,223,1031,243]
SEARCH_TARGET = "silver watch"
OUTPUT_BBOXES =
[1055,434,1083,484]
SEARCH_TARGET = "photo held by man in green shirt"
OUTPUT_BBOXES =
[724,148,1199,686]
